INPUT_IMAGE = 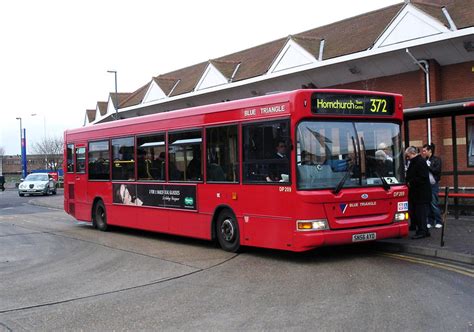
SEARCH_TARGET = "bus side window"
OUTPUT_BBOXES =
[242,120,290,183]
[206,125,239,183]
[67,144,75,172]
[112,137,135,181]
[89,140,110,180]
[75,147,86,173]
[137,134,166,181]
[168,130,202,182]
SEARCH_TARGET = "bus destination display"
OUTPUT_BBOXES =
[311,93,395,115]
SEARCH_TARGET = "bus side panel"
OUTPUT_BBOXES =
[243,216,294,250]
[84,182,113,222]
[106,205,170,234]
[198,184,240,240]
[168,210,209,240]
[238,185,294,250]
[107,205,137,228]
[134,207,169,233]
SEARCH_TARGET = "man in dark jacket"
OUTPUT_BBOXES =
[405,146,432,239]
[422,143,443,229]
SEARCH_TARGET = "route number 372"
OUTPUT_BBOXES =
[370,98,387,113]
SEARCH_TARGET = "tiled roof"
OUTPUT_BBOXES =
[210,60,241,80]
[86,109,96,122]
[215,38,287,81]
[119,82,151,108]
[153,76,180,96]
[89,0,472,124]
[291,35,324,58]
[413,0,474,29]
[295,4,405,60]
[158,62,209,97]
[110,92,132,108]
[97,101,108,116]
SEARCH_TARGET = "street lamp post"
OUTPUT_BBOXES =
[107,70,118,120]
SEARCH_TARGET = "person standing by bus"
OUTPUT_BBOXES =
[405,146,432,239]
[422,143,443,229]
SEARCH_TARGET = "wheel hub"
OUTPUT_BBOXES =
[221,219,234,242]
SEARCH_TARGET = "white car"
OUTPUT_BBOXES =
[18,173,57,197]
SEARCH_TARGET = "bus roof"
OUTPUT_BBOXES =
[67,89,402,136]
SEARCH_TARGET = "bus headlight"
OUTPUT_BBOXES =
[394,212,409,222]
[297,219,329,231]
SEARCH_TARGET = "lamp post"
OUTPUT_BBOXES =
[107,70,118,120]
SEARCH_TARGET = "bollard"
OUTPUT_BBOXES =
[440,187,449,247]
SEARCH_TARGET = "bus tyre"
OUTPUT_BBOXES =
[93,200,108,231]
[216,210,240,252]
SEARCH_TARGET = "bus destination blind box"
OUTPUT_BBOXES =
[311,93,395,116]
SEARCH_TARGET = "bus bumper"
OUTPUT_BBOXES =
[292,222,409,252]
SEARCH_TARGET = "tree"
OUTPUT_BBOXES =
[31,136,63,171]
[0,146,4,156]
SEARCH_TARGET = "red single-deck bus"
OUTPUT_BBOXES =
[64,89,409,252]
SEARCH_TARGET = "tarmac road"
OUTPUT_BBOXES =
[1,190,473,331]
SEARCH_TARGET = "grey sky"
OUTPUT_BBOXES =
[0,0,400,155]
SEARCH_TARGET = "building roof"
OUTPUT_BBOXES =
[413,0,474,29]
[97,101,108,116]
[119,82,151,108]
[158,62,209,97]
[110,92,132,108]
[87,0,474,124]
[86,109,96,122]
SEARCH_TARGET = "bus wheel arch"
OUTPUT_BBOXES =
[92,198,108,231]
[213,206,240,252]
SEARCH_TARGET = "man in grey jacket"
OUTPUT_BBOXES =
[422,143,443,229]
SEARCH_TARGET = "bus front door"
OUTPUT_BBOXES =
[74,146,89,221]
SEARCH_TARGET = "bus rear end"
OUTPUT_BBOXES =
[292,91,408,251]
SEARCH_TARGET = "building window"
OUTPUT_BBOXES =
[467,118,474,167]
[89,141,110,180]
[206,125,239,183]
[242,120,291,183]
[112,137,135,180]
[137,134,166,181]
[168,130,202,181]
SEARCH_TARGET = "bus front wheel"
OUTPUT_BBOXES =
[93,200,108,231]
[216,210,240,252]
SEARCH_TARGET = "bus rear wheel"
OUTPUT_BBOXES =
[216,210,240,252]
[93,200,108,231]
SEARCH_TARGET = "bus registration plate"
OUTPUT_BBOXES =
[352,232,376,242]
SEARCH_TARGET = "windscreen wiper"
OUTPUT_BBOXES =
[374,171,390,191]
[351,134,362,186]
[333,163,354,195]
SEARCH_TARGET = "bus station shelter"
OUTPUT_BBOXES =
[404,98,474,217]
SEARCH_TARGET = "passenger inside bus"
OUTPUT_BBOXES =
[373,149,394,177]
[266,140,289,182]
[137,149,153,179]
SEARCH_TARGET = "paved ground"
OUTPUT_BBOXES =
[25,189,474,265]
[1,192,473,331]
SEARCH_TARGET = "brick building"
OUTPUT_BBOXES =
[1,154,62,177]
[83,0,474,188]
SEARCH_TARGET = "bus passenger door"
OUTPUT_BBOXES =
[74,146,89,221]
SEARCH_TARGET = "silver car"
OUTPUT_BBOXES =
[18,173,57,197]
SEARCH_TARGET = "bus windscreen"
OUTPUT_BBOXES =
[311,93,395,116]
